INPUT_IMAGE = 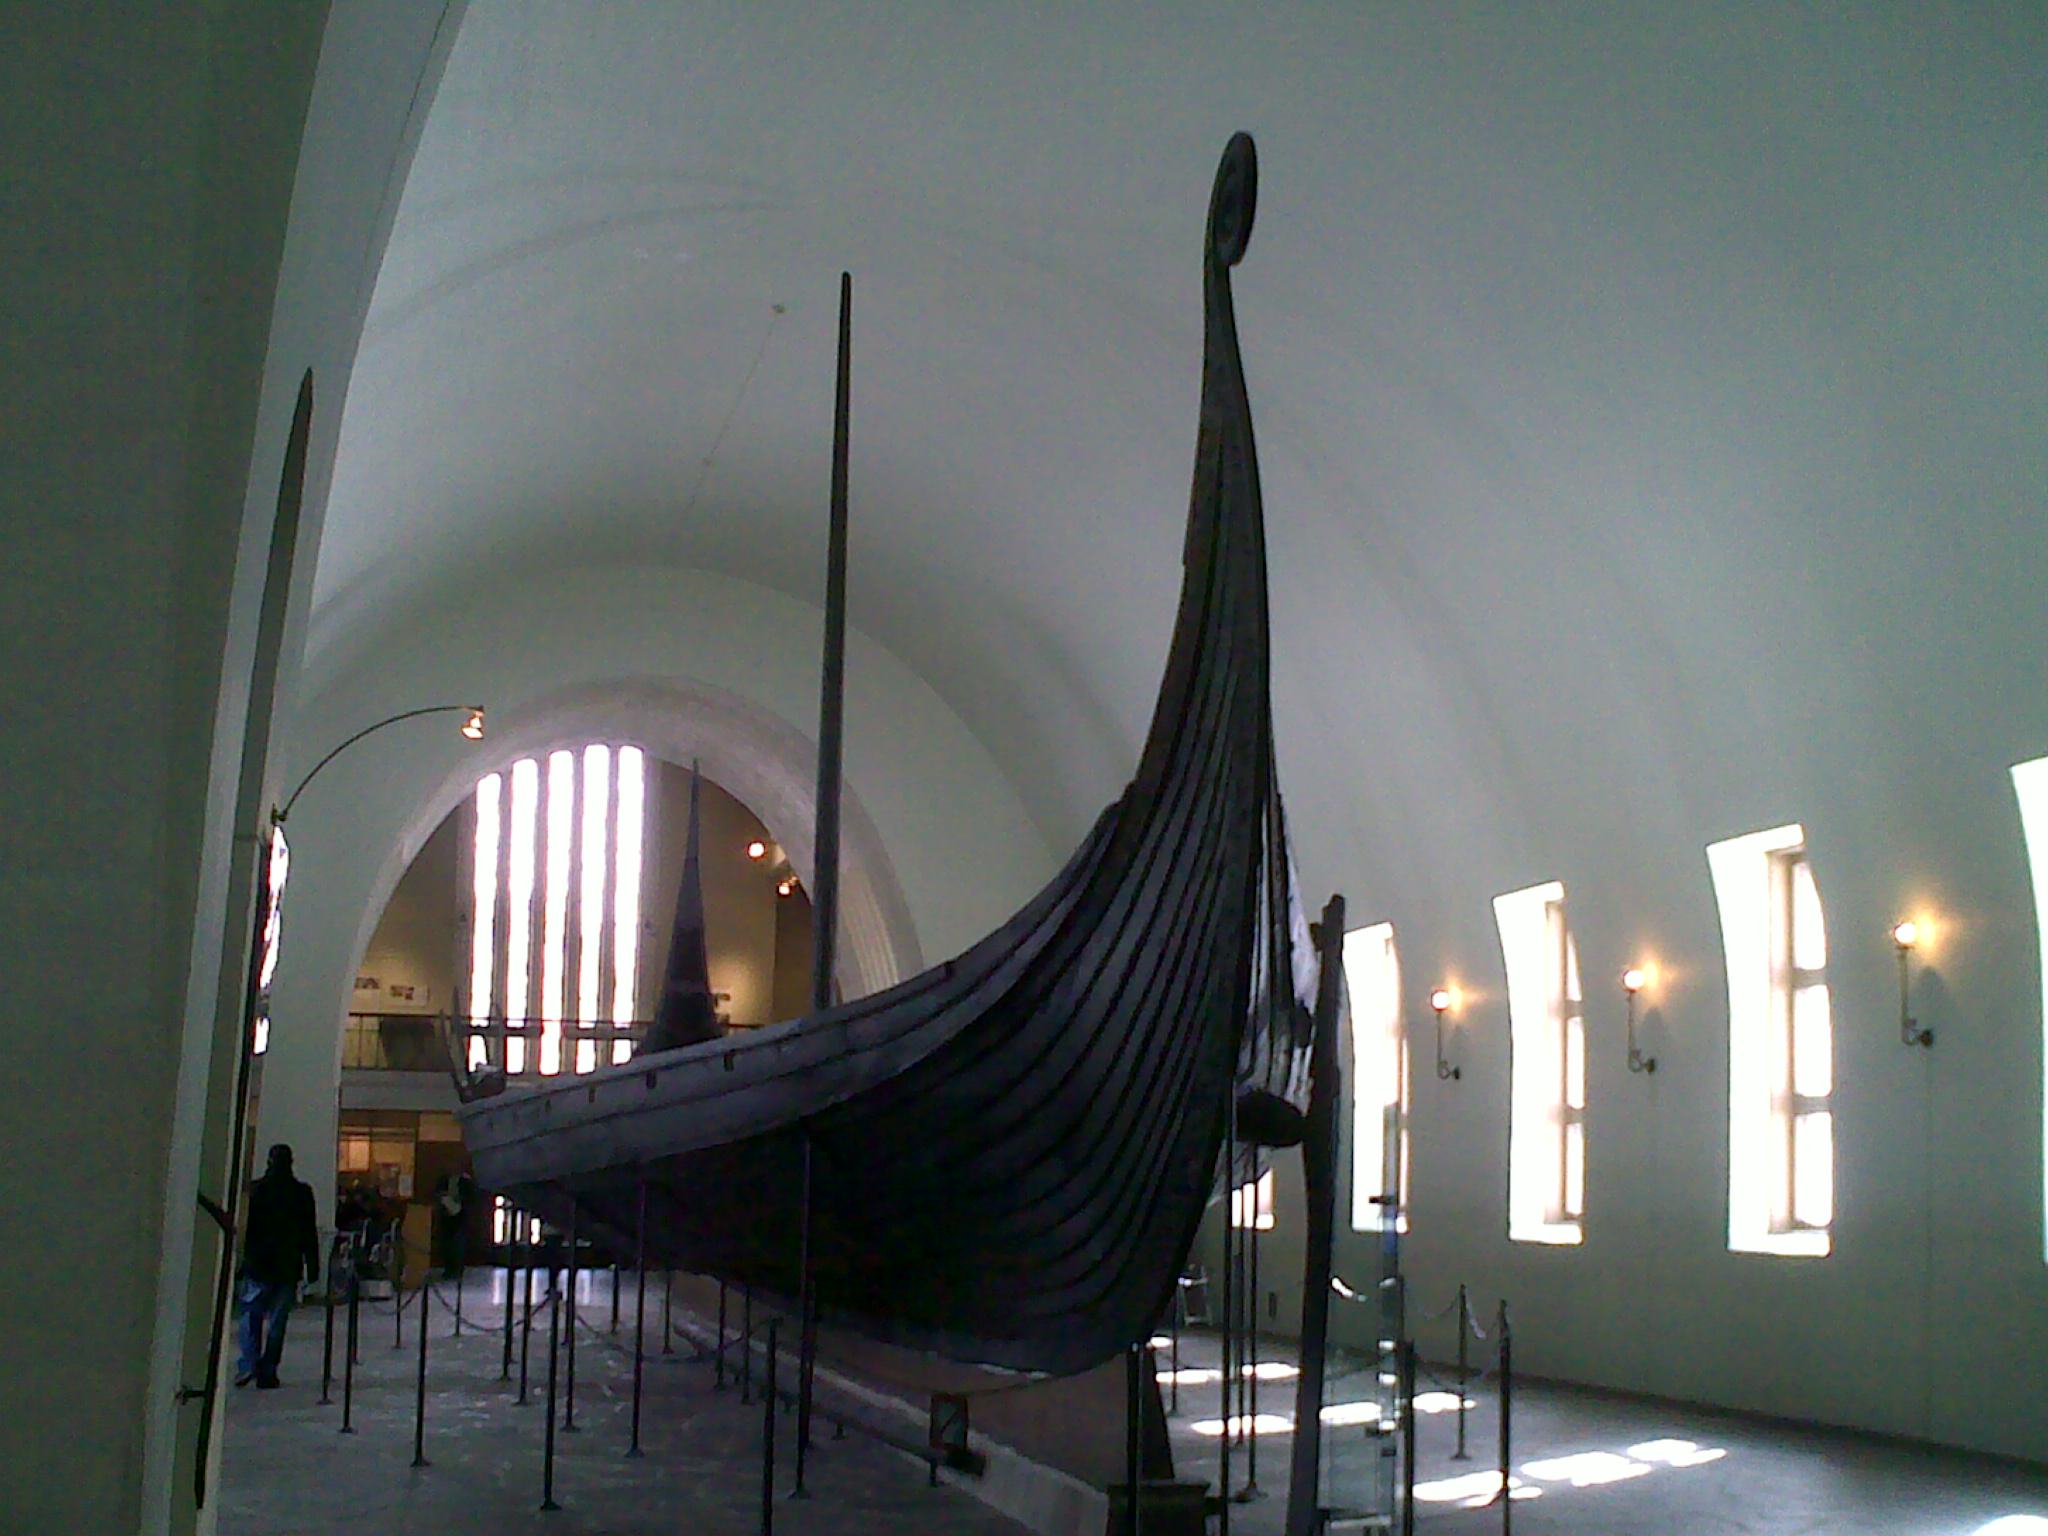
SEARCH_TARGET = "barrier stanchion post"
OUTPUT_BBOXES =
[716,1281,729,1390]
[563,1206,579,1433]
[319,1237,338,1406]
[628,1178,647,1459]
[350,1234,364,1364]
[340,1271,359,1434]
[499,1245,516,1392]
[661,1267,674,1356]
[412,1275,431,1467]
[1400,1339,1416,1536]
[452,1264,464,1338]
[394,1253,406,1349]
[540,1286,562,1512]
[518,1239,536,1405]
[760,1318,779,1536]
[1497,1300,1512,1536]
[1453,1283,1470,1460]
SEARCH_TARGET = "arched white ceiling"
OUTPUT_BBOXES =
[279,3,2048,1461]
[307,1,2048,894]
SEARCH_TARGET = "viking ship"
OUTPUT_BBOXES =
[450,133,1317,1376]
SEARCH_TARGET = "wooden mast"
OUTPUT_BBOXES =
[813,270,851,1016]
[796,270,852,1487]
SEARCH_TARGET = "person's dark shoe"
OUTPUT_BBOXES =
[256,1376,282,1390]
[235,1372,254,1387]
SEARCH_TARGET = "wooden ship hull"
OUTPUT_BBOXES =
[452,133,1314,1375]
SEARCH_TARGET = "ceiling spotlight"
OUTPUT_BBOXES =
[776,877,796,898]
[460,706,486,741]
[746,839,768,861]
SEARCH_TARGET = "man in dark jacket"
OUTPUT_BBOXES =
[236,1143,320,1389]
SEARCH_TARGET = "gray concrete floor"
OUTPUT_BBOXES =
[1159,1329,2048,1535]
[221,1275,2048,1536]
[218,1270,1028,1535]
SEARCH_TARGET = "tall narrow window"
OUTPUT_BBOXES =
[466,772,502,1069]
[612,746,646,1063]
[1710,823,1832,1257]
[1231,1168,1276,1231]
[539,750,575,1075]
[466,745,646,1076]
[503,758,540,1073]
[2010,757,2048,1262]
[1496,880,1585,1245]
[578,744,612,1068]
[1344,922,1408,1232]
[253,825,289,1057]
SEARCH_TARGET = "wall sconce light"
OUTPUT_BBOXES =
[746,839,768,860]
[776,876,798,898]
[460,705,487,741]
[1621,965,1657,1074]
[1429,987,1461,1081]
[1893,920,1933,1048]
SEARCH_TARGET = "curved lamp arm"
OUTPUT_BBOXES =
[276,704,484,823]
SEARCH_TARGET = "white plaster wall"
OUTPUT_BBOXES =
[259,559,1053,1228]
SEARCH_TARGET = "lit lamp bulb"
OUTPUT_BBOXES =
[1621,966,1647,995]
[746,839,768,861]
[460,706,487,741]
[776,876,796,898]
[1429,987,1454,1015]
[1891,919,1919,951]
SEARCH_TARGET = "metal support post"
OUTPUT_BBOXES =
[412,1277,431,1467]
[1454,1283,1470,1460]
[760,1318,780,1536]
[339,1270,360,1434]
[1237,1217,1259,1500]
[1400,1341,1417,1536]
[452,1266,464,1337]
[1169,1291,1180,1416]
[629,1180,647,1458]
[740,1286,754,1403]
[394,1261,405,1349]
[793,1137,815,1496]
[1124,1343,1143,1536]
[563,1206,579,1432]
[661,1267,674,1356]
[540,1287,562,1512]
[1219,1121,1234,1536]
[1498,1302,1512,1536]
[611,1262,621,1334]
[716,1281,729,1389]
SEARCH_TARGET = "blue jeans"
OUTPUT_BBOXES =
[236,1278,295,1385]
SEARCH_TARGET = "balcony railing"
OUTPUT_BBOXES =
[341,1012,457,1072]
